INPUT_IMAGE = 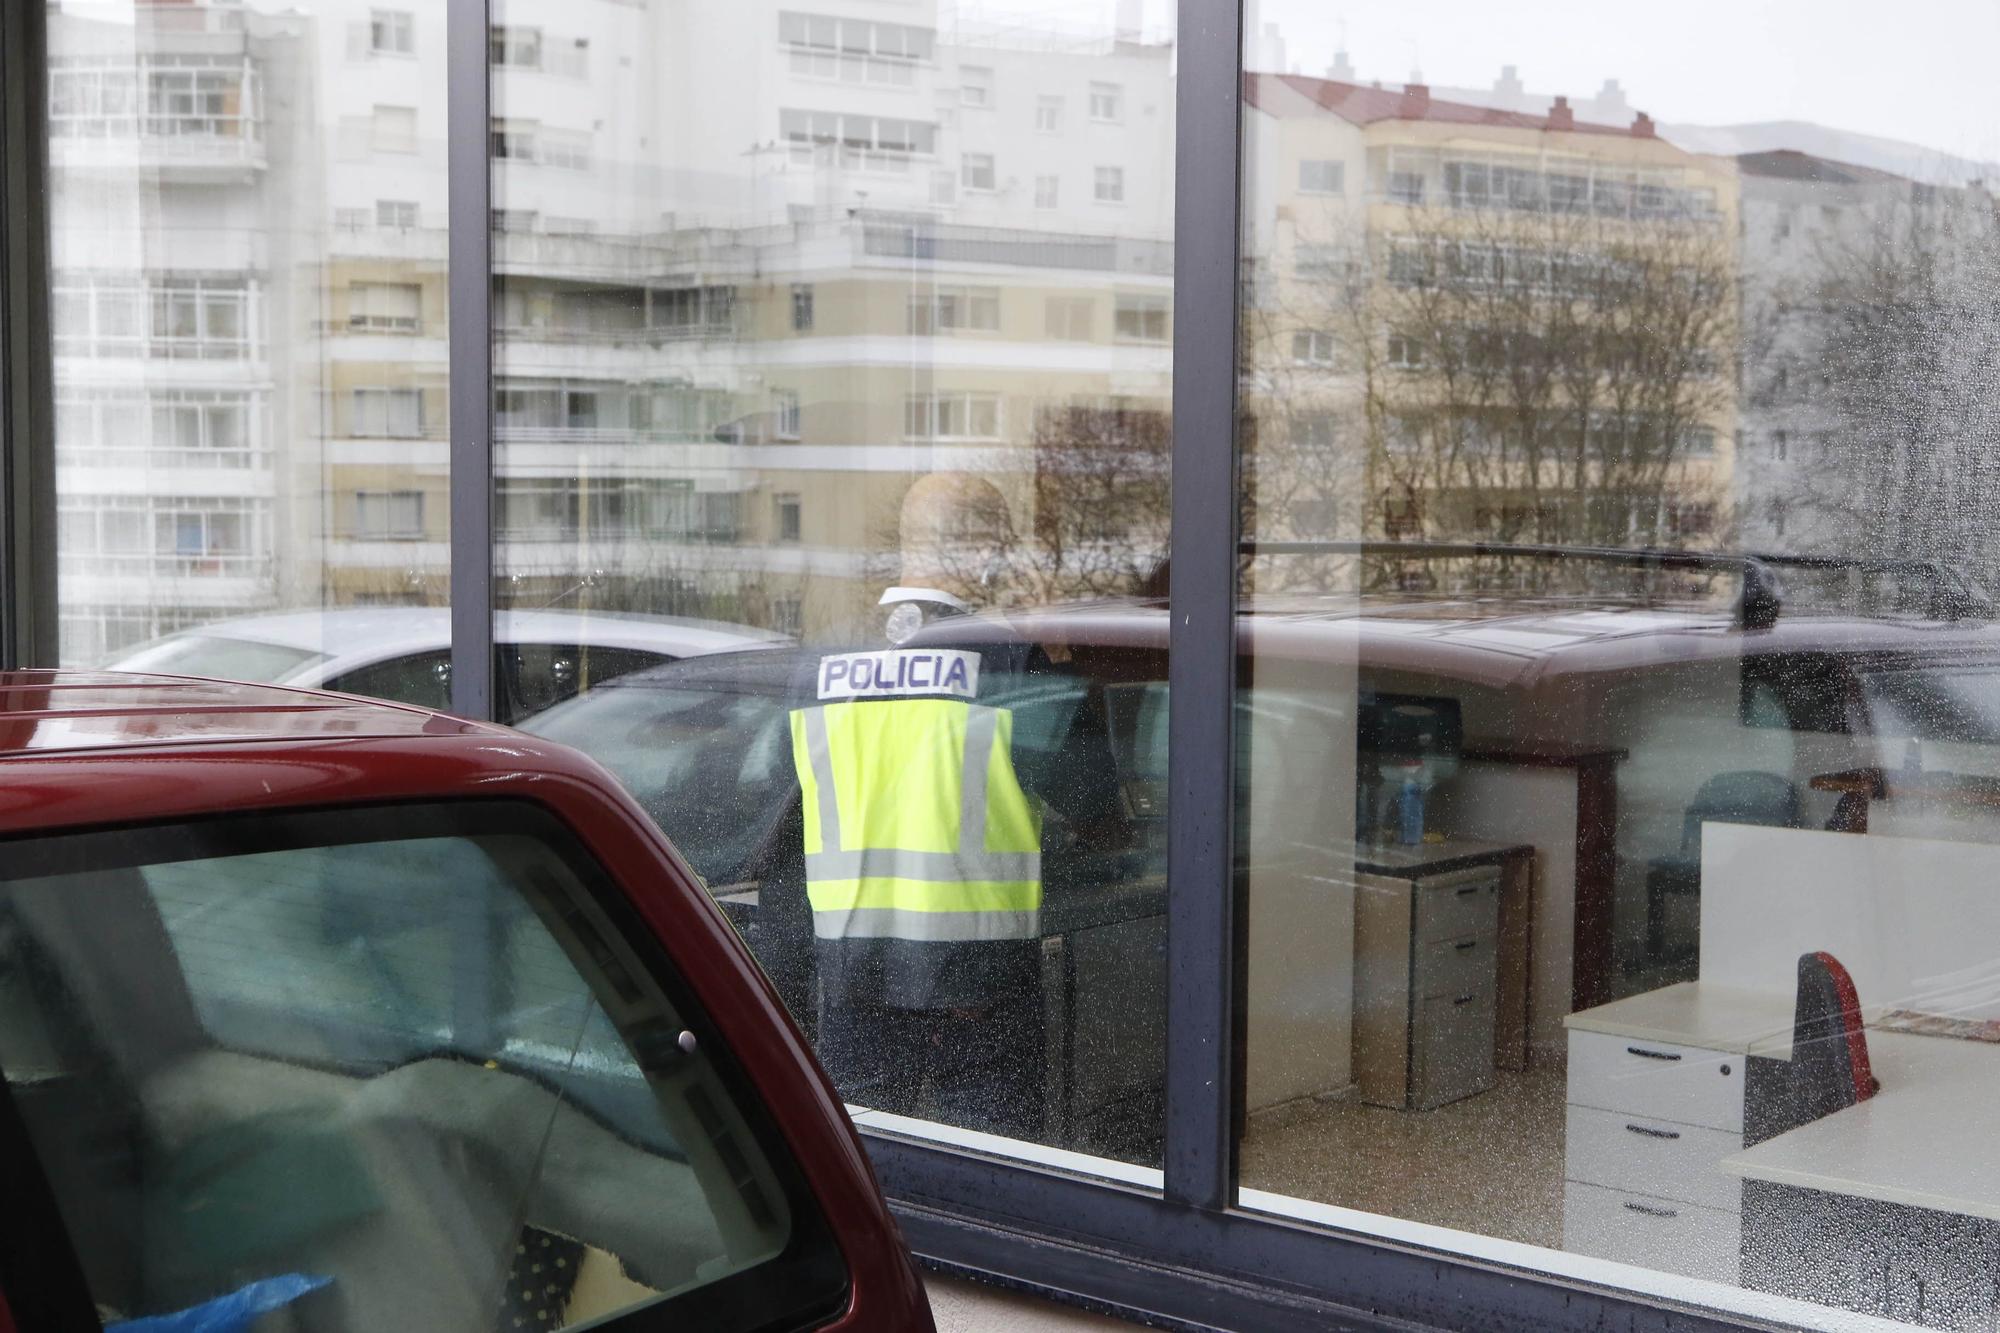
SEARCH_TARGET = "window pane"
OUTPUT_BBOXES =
[50,2,448,680]
[500,0,1175,1172]
[1236,5,2000,1328]
[0,807,843,1330]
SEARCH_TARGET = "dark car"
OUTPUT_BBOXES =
[0,670,933,1333]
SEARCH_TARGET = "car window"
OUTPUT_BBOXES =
[1861,667,2000,747]
[527,685,795,887]
[0,804,845,1333]
[323,649,454,712]
[110,634,329,684]
[503,644,674,725]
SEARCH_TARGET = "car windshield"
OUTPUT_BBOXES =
[526,684,796,887]
[110,633,329,684]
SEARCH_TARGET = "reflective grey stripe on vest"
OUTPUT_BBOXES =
[804,848,1039,884]
[800,705,843,853]
[959,705,998,855]
[811,905,1041,942]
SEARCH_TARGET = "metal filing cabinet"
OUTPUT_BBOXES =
[1353,863,1501,1110]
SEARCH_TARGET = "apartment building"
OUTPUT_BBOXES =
[1239,74,1739,567]
[47,0,1177,659]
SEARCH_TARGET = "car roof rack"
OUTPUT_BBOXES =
[1242,541,1993,629]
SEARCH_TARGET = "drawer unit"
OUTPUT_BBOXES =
[1562,1180,1741,1285]
[1412,991,1495,1110]
[1564,1103,1743,1213]
[1414,867,1501,943]
[1566,1029,1746,1134]
[1413,929,1498,1000]
[1354,865,1501,1110]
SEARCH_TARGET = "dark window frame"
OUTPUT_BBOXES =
[0,0,1807,1325]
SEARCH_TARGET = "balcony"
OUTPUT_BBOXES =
[50,115,266,182]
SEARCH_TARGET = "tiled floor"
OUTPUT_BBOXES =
[924,1274,1139,1330]
[1238,1063,1570,1249]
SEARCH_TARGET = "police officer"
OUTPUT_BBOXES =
[790,474,1048,1140]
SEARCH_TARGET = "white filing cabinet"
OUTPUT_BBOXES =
[1355,864,1502,1110]
[1561,984,1796,1284]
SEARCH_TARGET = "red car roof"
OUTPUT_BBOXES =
[0,669,500,760]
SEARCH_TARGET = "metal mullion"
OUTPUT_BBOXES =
[0,0,55,670]
[1163,0,1247,1212]
[447,0,495,720]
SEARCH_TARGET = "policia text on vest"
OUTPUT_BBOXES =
[792,646,1046,1139]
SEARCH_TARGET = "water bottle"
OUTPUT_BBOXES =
[1398,769,1425,846]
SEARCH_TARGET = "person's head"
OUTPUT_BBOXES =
[896,472,1013,607]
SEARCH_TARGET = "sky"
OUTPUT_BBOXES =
[954,0,2000,166]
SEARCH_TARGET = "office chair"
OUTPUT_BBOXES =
[1645,770,1804,964]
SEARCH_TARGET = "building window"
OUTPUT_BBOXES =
[354,490,425,540]
[930,170,957,206]
[1089,81,1122,122]
[370,10,415,56]
[775,493,803,542]
[376,199,418,228]
[351,388,425,438]
[1386,332,1424,369]
[961,153,996,192]
[1034,174,1060,209]
[774,390,801,440]
[1298,159,1344,194]
[1682,427,1717,456]
[491,208,538,233]
[1094,165,1125,203]
[1045,297,1093,340]
[1291,330,1337,365]
[371,104,417,153]
[1773,429,1790,460]
[908,286,1000,334]
[779,11,934,85]
[904,392,1003,441]
[959,65,992,108]
[489,26,543,70]
[348,282,422,334]
[779,108,937,159]
[1036,95,1063,133]
[770,597,803,637]
[791,283,814,332]
[1113,294,1170,343]
[490,118,534,161]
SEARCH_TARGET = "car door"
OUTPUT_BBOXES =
[0,801,854,1332]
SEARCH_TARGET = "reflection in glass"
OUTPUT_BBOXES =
[499,1,1176,1166]
[50,0,450,667]
[1235,3,2000,1326]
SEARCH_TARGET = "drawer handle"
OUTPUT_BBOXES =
[1456,885,1483,896]
[1625,1046,1682,1062]
[1625,1123,1682,1140]
[1454,939,1478,951]
[1453,993,1477,1006]
[1622,1201,1679,1219]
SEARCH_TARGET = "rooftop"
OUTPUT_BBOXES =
[1735,148,1909,186]
[1243,72,1654,140]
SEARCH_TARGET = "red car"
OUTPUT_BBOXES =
[0,670,932,1333]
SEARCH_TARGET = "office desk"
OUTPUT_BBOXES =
[1725,1031,2000,1327]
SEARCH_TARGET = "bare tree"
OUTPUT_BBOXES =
[1757,188,2000,571]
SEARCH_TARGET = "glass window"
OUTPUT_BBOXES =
[0,805,845,1330]
[499,0,1175,1173]
[1297,159,1343,194]
[1237,5,2000,1329]
[369,9,414,56]
[1094,164,1125,203]
[960,64,992,108]
[49,3,449,678]
[1034,174,1060,209]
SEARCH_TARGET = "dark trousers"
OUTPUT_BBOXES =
[817,1000,1045,1142]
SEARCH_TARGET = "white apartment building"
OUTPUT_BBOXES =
[51,0,1179,657]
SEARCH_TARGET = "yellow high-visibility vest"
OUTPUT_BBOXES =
[790,696,1042,942]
